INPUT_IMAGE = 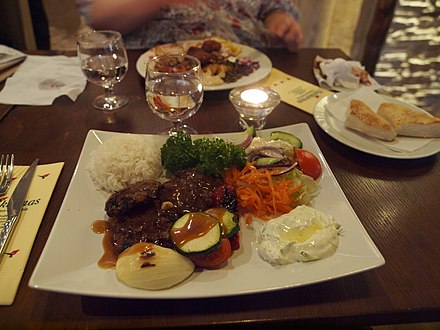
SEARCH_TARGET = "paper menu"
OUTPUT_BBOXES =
[262,68,332,115]
[0,162,63,305]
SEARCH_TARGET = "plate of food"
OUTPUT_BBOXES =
[313,90,440,159]
[313,56,382,92]
[135,38,272,91]
[29,124,384,299]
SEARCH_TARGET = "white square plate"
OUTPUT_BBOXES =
[29,124,384,299]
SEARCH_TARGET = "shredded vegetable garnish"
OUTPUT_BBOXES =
[225,163,302,224]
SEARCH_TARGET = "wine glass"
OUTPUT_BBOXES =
[77,30,128,111]
[145,54,204,134]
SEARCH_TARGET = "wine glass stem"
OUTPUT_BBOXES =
[105,85,114,99]
[173,121,181,130]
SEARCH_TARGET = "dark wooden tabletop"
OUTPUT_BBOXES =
[0,48,439,330]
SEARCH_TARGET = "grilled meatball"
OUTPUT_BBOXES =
[106,169,225,255]
[157,169,223,219]
[187,46,217,66]
[112,204,175,254]
[202,39,222,53]
[105,180,161,217]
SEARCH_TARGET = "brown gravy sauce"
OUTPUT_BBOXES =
[91,219,118,269]
[91,207,228,267]
[170,212,217,247]
[205,207,226,220]
[205,207,228,236]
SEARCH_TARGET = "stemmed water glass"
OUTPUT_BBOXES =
[77,30,128,111]
[145,54,204,134]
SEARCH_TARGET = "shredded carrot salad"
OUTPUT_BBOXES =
[225,163,302,224]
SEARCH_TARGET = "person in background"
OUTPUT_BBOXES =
[76,0,303,52]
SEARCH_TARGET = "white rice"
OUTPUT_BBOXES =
[87,134,163,193]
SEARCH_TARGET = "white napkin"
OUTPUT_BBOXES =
[0,55,87,105]
[313,56,382,92]
[326,87,433,152]
[0,45,27,71]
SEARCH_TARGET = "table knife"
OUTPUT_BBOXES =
[0,159,39,259]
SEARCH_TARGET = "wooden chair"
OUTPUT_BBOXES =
[0,0,49,50]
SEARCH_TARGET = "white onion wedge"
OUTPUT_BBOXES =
[116,242,195,290]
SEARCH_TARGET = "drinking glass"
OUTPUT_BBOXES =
[145,54,204,134]
[77,30,128,111]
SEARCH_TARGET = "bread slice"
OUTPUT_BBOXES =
[378,102,440,138]
[345,99,396,141]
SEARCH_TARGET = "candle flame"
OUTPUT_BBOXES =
[240,89,269,104]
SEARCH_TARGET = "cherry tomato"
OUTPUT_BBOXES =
[212,184,238,212]
[189,238,232,269]
[295,149,322,180]
[228,232,240,251]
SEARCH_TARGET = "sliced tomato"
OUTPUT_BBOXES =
[189,238,232,269]
[295,148,322,180]
[153,95,171,113]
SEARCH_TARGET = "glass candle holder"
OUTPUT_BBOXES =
[229,86,280,129]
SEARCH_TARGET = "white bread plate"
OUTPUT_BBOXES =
[314,87,440,159]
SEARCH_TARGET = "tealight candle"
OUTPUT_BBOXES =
[240,89,269,104]
[229,86,280,129]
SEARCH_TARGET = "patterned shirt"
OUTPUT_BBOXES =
[77,0,300,49]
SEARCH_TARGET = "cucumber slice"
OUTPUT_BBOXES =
[205,207,240,238]
[255,157,283,166]
[170,212,221,255]
[270,131,303,148]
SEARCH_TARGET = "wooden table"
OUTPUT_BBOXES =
[0,48,439,329]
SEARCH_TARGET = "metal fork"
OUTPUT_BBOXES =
[0,154,14,196]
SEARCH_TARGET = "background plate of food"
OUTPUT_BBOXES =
[313,56,382,92]
[30,124,385,299]
[136,38,272,91]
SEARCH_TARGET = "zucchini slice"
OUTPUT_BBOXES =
[205,207,240,238]
[170,212,221,255]
[270,131,303,149]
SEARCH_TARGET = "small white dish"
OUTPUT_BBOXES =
[312,56,382,92]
